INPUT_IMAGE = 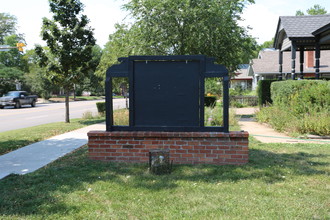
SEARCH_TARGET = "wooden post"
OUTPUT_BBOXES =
[278,49,283,80]
[291,41,296,80]
[315,42,320,79]
[299,46,304,79]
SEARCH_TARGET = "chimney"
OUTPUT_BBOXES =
[306,51,314,68]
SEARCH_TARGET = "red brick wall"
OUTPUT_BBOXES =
[87,131,249,165]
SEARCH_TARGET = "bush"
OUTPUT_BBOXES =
[204,96,217,107]
[257,80,276,106]
[271,80,330,115]
[204,106,238,127]
[257,80,330,136]
[96,102,106,113]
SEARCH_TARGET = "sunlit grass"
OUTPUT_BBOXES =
[0,139,329,219]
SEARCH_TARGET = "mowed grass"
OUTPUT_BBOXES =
[0,137,329,219]
[0,118,105,155]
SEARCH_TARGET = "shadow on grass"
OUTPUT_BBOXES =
[0,144,328,216]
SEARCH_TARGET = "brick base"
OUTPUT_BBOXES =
[87,131,249,165]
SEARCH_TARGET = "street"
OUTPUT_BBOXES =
[0,99,127,133]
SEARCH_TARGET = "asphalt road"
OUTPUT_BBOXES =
[0,99,127,133]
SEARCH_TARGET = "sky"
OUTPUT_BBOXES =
[2,0,330,50]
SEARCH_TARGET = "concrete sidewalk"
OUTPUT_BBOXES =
[235,108,330,145]
[0,123,106,180]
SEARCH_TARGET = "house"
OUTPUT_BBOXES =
[249,14,330,89]
[249,49,330,90]
[231,64,252,90]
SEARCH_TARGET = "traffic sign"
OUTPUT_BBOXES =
[0,48,10,52]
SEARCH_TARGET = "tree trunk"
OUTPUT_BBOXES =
[65,89,70,123]
[73,84,76,101]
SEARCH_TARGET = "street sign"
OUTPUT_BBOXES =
[0,48,10,52]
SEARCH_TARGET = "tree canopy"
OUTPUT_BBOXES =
[296,4,327,16]
[0,13,27,95]
[35,0,96,123]
[0,13,17,44]
[124,0,256,71]
[97,0,257,81]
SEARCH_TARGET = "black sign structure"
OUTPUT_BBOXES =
[106,55,229,132]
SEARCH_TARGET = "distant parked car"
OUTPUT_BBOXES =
[0,91,38,109]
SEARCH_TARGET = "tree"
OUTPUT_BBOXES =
[0,64,24,96]
[35,0,96,123]
[123,0,256,72]
[296,4,327,16]
[259,38,274,50]
[0,13,17,44]
[23,49,58,99]
[74,45,103,96]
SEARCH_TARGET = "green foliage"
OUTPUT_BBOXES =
[23,49,58,99]
[120,0,256,72]
[271,80,330,115]
[96,102,106,113]
[296,4,327,16]
[257,80,330,136]
[3,139,329,218]
[0,64,24,95]
[204,96,217,107]
[35,0,96,89]
[96,24,149,82]
[258,38,274,49]
[257,80,276,106]
[257,106,330,136]
[0,13,17,44]
[205,78,222,96]
[0,118,105,156]
[35,0,96,122]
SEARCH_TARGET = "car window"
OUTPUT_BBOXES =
[6,91,20,97]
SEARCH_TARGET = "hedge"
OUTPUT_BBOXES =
[257,80,276,106]
[271,80,330,115]
[96,102,106,113]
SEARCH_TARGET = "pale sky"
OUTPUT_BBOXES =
[2,0,330,50]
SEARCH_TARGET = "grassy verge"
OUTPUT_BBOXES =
[0,118,105,156]
[0,138,329,219]
[48,96,105,102]
[256,106,330,137]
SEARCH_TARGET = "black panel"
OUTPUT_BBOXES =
[106,55,230,132]
[134,61,200,127]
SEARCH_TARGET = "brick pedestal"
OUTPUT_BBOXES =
[87,131,249,165]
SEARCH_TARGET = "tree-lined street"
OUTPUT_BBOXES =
[0,99,126,132]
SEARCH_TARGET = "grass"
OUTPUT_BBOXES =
[0,118,105,156]
[0,137,329,219]
[48,96,104,102]
[1,106,329,218]
[256,106,330,137]
[0,108,131,156]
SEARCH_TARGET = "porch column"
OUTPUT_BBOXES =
[291,41,296,80]
[299,46,304,79]
[315,42,320,79]
[278,49,283,80]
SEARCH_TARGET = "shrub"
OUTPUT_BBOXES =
[204,96,217,107]
[96,102,106,113]
[257,80,276,106]
[257,80,330,136]
[271,80,330,115]
[204,106,238,127]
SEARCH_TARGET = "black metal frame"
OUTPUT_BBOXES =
[106,55,229,132]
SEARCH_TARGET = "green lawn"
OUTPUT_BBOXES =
[0,118,105,155]
[0,137,329,219]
